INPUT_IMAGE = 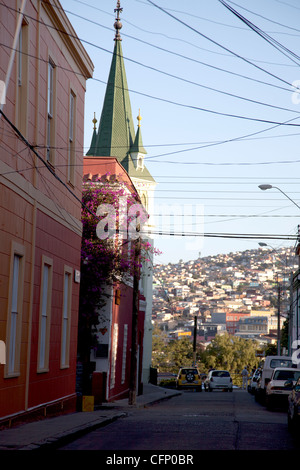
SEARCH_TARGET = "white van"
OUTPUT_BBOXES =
[255,356,297,402]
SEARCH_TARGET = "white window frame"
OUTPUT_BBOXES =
[5,243,25,378]
[68,90,76,185]
[110,324,118,389]
[37,256,53,372]
[47,59,55,163]
[121,324,128,384]
[16,19,29,136]
[61,266,72,368]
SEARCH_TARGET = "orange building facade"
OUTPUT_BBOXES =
[0,0,93,423]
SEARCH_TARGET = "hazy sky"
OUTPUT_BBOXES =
[60,0,300,264]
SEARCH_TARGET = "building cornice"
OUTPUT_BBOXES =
[41,0,94,79]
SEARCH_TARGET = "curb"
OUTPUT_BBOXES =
[18,412,127,451]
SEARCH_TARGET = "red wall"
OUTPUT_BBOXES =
[28,210,81,409]
[107,284,145,402]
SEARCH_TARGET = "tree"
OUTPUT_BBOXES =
[264,343,277,356]
[281,319,289,351]
[200,333,260,375]
[166,338,194,371]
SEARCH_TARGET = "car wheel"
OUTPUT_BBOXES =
[209,386,213,392]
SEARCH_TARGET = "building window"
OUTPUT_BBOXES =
[137,155,144,170]
[16,20,28,136]
[121,325,128,384]
[110,324,118,389]
[6,244,25,377]
[61,267,72,368]
[37,257,53,372]
[47,59,56,164]
[68,90,76,185]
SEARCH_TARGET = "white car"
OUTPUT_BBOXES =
[265,367,300,410]
[204,370,233,392]
[248,368,261,394]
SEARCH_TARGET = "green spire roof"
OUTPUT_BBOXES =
[86,2,154,183]
[130,110,147,155]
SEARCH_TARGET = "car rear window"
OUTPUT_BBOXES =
[181,369,198,375]
[270,359,293,368]
[273,370,300,381]
[211,371,230,377]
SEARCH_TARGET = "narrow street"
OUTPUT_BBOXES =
[59,389,300,451]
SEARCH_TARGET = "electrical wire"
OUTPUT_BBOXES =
[2,1,300,119]
[146,0,298,90]
[219,0,300,65]
[227,0,300,34]
[57,1,300,85]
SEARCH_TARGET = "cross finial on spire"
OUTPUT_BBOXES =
[92,112,97,130]
[137,109,142,127]
[114,1,123,41]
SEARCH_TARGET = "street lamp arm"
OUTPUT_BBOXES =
[258,184,300,210]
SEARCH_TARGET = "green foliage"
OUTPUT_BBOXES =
[264,343,277,356]
[159,378,176,388]
[202,333,260,374]
[281,319,289,350]
[151,329,260,380]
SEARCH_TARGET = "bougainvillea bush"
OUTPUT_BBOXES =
[78,176,160,361]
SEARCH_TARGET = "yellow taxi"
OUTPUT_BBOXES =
[176,367,202,391]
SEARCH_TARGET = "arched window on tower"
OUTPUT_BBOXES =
[137,155,144,171]
[141,193,148,211]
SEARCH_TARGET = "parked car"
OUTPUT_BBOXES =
[255,356,297,403]
[265,367,300,410]
[248,368,261,395]
[204,370,233,392]
[176,367,202,391]
[287,376,300,432]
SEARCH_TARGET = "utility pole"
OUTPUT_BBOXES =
[277,275,281,355]
[128,234,141,405]
[193,316,197,366]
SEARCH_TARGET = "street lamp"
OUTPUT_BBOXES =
[259,185,300,358]
[258,184,300,210]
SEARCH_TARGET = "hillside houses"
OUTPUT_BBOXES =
[153,246,298,347]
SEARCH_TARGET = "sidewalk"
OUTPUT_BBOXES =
[0,384,181,450]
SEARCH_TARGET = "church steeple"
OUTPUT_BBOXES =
[87,112,98,155]
[86,1,154,183]
[130,110,147,171]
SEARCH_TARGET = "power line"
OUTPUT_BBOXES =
[0,109,96,217]
[227,0,300,34]
[58,1,299,87]
[144,115,300,162]
[1,39,299,129]
[145,229,298,241]
[2,2,300,127]
[146,0,299,90]
[219,0,300,65]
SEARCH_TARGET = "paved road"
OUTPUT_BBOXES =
[59,389,300,451]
